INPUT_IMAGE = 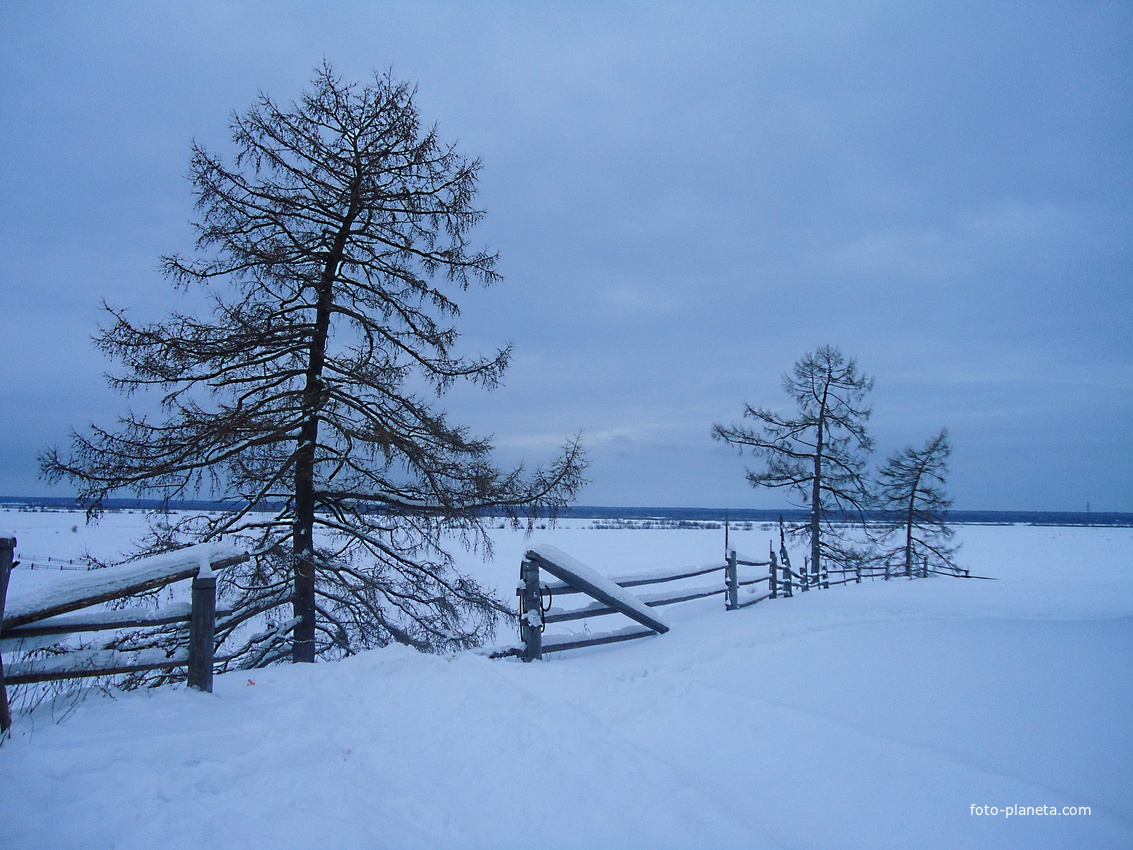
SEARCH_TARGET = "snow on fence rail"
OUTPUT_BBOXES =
[0,537,248,733]
[493,541,979,661]
[493,545,781,661]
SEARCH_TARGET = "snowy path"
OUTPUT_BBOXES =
[1,516,1131,849]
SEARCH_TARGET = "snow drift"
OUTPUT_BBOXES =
[0,515,1130,849]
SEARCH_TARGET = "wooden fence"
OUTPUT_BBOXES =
[500,544,783,660]
[501,541,972,661]
[0,537,248,733]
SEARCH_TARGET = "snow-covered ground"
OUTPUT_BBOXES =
[1,509,1131,849]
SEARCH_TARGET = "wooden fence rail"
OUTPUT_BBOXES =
[505,545,780,661]
[501,541,978,662]
[0,538,248,734]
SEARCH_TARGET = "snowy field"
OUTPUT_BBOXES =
[1,509,1131,849]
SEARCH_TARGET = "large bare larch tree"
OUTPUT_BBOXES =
[43,65,585,665]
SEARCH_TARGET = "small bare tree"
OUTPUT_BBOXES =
[875,428,959,576]
[713,345,874,582]
[41,65,586,667]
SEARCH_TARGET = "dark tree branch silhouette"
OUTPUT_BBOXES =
[713,345,874,581]
[875,428,959,576]
[41,64,586,666]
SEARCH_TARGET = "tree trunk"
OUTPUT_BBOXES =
[810,408,825,586]
[904,469,923,577]
[292,205,357,662]
[291,290,330,662]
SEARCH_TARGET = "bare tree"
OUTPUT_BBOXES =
[713,345,874,583]
[875,428,959,576]
[41,65,586,666]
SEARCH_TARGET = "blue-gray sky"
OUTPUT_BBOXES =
[2,1,1130,510]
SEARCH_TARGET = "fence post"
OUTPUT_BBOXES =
[769,547,778,600]
[519,558,543,662]
[725,550,739,611]
[1,537,16,733]
[778,544,793,598]
[187,569,217,693]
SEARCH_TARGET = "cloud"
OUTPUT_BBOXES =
[1,1,1130,509]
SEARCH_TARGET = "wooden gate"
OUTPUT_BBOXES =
[513,544,778,660]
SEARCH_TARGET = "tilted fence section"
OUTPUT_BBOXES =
[503,544,786,661]
[0,537,248,733]
[500,540,969,661]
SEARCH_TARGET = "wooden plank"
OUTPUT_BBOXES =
[187,573,216,692]
[544,600,615,624]
[732,549,771,567]
[737,590,773,608]
[543,583,723,624]
[526,546,669,634]
[769,551,778,599]
[726,551,738,610]
[542,561,726,595]
[2,604,193,638]
[1,603,235,639]
[614,563,724,589]
[737,576,769,588]
[644,585,722,608]
[519,557,542,662]
[542,624,658,654]
[4,647,191,685]
[2,545,248,630]
[1,606,236,655]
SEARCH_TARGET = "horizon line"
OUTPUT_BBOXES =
[1,496,1130,523]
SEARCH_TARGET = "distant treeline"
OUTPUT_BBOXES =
[2,497,1130,528]
[563,506,1133,527]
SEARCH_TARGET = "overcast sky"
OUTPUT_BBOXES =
[1,1,1130,511]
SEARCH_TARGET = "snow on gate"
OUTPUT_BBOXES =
[498,543,782,660]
